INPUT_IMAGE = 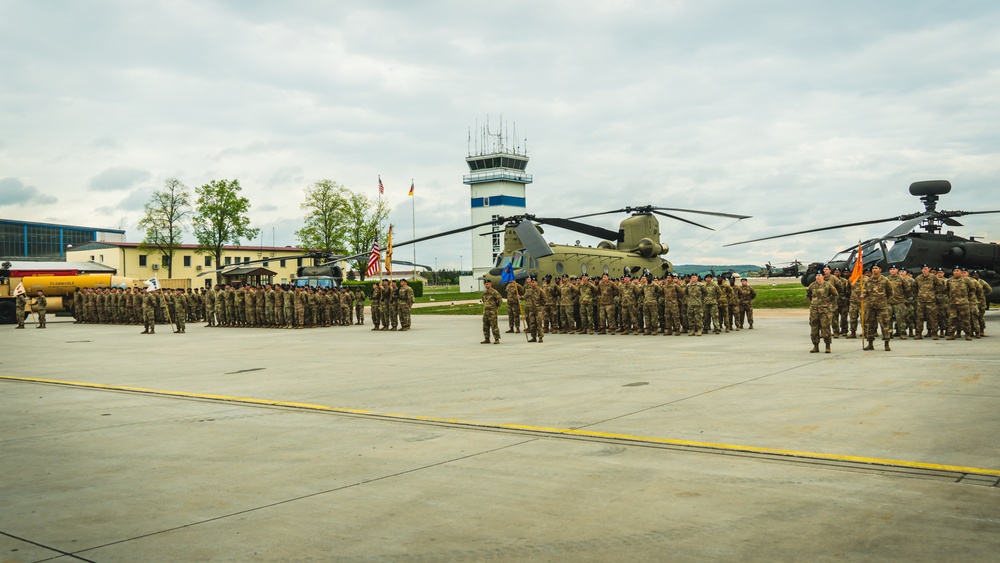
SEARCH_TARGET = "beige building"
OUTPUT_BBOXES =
[66,242,315,288]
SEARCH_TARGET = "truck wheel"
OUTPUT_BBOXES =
[0,300,14,325]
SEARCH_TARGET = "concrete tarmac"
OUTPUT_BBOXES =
[2,311,998,562]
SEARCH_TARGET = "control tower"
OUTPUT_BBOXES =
[463,118,532,287]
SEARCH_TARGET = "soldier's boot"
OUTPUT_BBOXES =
[908,329,915,337]
[748,323,753,329]
[506,329,514,333]
[371,326,379,331]
[674,331,682,336]
[833,332,839,339]
[516,328,521,333]
[528,336,537,342]
[825,342,831,354]
[945,334,955,340]
[538,335,543,343]
[16,325,24,329]
[848,331,857,339]
[696,330,703,336]
[481,338,490,344]
[149,328,155,334]
[493,339,500,344]
[810,343,820,353]
[141,329,149,334]
[932,333,939,340]
[725,327,730,333]
[688,330,695,336]
[864,339,875,351]
[884,340,891,351]
[898,332,906,340]
[644,330,652,335]
[965,334,973,341]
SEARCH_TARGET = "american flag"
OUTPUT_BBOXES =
[366,241,381,278]
[378,176,384,195]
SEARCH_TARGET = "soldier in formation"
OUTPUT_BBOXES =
[806,272,838,353]
[481,279,502,344]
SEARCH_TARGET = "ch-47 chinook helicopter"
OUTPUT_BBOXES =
[393,206,750,290]
[726,180,1000,302]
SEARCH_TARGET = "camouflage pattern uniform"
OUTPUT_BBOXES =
[173,290,186,333]
[141,291,156,334]
[718,280,732,332]
[913,269,942,339]
[847,275,865,338]
[578,276,596,334]
[398,281,414,330]
[974,276,991,337]
[886,271,908,339]
[662,277,682,335]
[641,278,659,335]
[861,269,894,349]
[524,279,544,342]
[619,277,639,334]
[684,278,706,336]
[807,276,838,352]
[702,278,721,334]
[505,282,522,333]
[945,271,975,340]
[558,278,577,333]
[355,288,365,325]
[369,283,382,330]
[15,292,27,328]
[481,283,503,343]
[598,275,616,334]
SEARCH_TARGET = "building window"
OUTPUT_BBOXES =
[297,258,303,267]
[183,256,191,267]
[244,256,250,263]
[90,255,95,261]
[262,261,269,267]
[161,255,169,267]
[139,255,147,267]
[280,259,286,267]
[225,257,231,265]
[205,256,212,266]
[99,254,104,262]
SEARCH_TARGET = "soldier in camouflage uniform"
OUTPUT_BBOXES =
[886,266,908,339]
[971,271,990,337]
[379,280,391,331]
[718,277,732,333]
[369,281,382,330]
[945,267,976,340]
[807,273,838,353]
[354,287,365,325]
[388,281,400,330]
[702,274,721,334]
[141,290,156,334]
[847,271,866,338]
[913,265,942,340]
[505,281,522,333]
[684,274,706,336]
[662,275,682,335]
[480,279,503,344]
[598,274,616,334]
[398,279,414,330]
[934,269,949,337]
[618,275,639,334]
[543,276,560,333]
[173,288,187,333]
[524,277,544,343]
[558,276,577,334]
[861,265,894,351]
[641,276,659,335]
[578,274,596,334]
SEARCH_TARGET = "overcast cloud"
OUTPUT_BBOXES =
[1,1,997,267]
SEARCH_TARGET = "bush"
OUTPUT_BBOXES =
[343,279,423,299]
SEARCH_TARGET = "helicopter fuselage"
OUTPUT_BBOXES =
[484,244,673,289]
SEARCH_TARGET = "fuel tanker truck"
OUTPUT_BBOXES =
[0,274,141,324]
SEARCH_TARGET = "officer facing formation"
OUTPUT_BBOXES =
[481,279,503,344]
[806,272,838,353]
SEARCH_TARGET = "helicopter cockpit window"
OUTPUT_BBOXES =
[886,239,912,263]
[556,261,564,275]
[496,254,511,268]
[512,251,524,269]
[603,264,609,275]
[580,263,588,275]
[862,243,884,264]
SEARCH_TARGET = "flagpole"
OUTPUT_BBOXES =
[411,179,416,281]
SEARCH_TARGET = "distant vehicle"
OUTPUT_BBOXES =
[293,275,337,289]
[759,260,806,278]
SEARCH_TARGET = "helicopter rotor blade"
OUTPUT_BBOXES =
[514,219,555,258]
[650,210,713,230]
[387,259,433,271]
[884,213,933,238]
[941,217,963,227]
[533,217,620,242]
[945,209,1000,217]
[651,207,751,220]
[725,216,907,247]
[391,218,505,248]
[566,208,629,220]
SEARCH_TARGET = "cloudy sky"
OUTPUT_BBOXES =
[2,0,999,269]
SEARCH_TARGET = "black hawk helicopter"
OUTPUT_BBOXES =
[392,206,750,290]
[726,180,1000,302]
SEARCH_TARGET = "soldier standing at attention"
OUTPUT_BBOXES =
[481,279,503,344]
[578,274,596,334]
[913,265,942,340]
[641,275,659,335]
[945,268,974,340]
[735,277,756,329]
[597,273,616,334]
[685,274,706,336]
[847,269,867,338]
[886,265,908,339]
[861,264,894,351]
[354,287,365,325]
[505,281,522,334]
[141,290,156,334]
[702,274,721,334]
[173,288,186,333]
[524,277,544,343]
[398,279,414,331]
[971,271,990,337]
[807,272,838,353]
[15,289,28,329]
[389,281,400,330]
[369,281,382,331]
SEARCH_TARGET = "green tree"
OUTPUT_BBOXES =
[344,191,389,280]
[192,179,260,284]
[137,178,190,278]
[295,180,350,254]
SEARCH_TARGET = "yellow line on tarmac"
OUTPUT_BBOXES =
[4,374,1000,478]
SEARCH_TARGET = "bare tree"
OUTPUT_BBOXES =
[137,178,191,278]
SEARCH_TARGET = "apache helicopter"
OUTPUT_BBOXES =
[760,260,806,278]
[394,206,750,290]
[726,180,1000,301]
